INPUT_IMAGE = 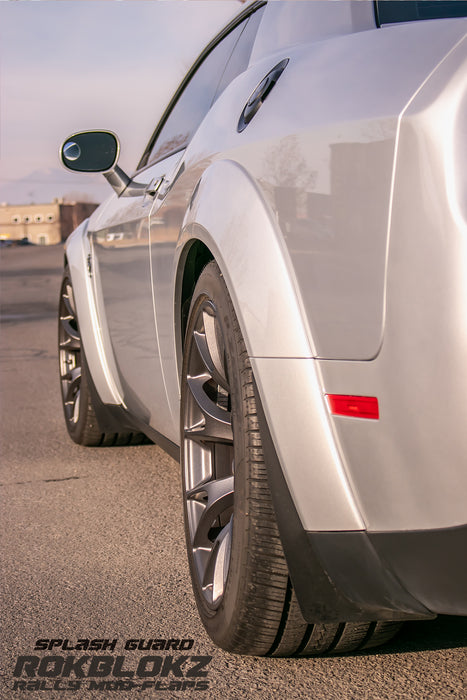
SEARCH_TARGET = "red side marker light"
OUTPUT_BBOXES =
[326,394,379,420]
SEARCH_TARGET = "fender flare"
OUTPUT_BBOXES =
[65,219,124,406]
[176,160,364,532]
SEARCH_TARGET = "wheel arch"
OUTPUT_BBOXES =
[175,159,314,368]
[177,239,214,355]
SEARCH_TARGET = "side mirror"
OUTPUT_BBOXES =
[60,131,119,173]
[60,130,146,197]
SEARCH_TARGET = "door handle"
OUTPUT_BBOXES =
[144,177,164,198]
[156,178,171,200]
[143,159,185,203]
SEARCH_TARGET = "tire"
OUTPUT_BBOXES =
[180,261,403,656]
[58,266,149,447]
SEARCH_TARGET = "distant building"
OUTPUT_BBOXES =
[0,199,98,245]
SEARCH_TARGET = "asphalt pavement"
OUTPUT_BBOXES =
[0,244,466,700]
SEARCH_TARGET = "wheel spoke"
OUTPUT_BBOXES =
[187,475,234,548]
[59,316,80,342]
[193,306,229,391]
[61,290,75,318]
[194,329,229,391]
[201,518,232,603]
[185,373,232,443]
[72,389,81,423]
[59,335,81,352]
[211,518,232,603]
[64,367,82,404]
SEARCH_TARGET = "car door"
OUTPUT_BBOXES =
[89,153,182,436]
[139,7,265,442]
[90,6,264,440]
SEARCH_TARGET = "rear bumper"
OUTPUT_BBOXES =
[367,526,467,617]
[307,526,467,621]
[255,378,467,622]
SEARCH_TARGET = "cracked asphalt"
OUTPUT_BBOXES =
[1,244,466,700]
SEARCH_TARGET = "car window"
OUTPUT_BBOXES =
[213,6,265,102]
[376,1,467,25]
[146,22,246,166]
[143,6,265,168]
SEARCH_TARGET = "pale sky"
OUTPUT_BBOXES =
[0,0,242,204]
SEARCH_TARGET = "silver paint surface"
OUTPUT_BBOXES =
[64,3,467,533]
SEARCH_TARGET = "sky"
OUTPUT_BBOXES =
[0,0,242,204]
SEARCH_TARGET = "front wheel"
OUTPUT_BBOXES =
[180,262,402,656]
[58,266,149,447]
[58,266,104,446]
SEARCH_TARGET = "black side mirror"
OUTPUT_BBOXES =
[60,130,146,197]
[60,131,119,173]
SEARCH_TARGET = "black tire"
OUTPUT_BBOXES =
[58,266,149,447]
[180,261,403,656]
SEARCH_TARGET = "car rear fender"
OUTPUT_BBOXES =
[177,159,364,531]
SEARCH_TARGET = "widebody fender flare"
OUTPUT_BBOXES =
[65,219,124,407]
[177,159,364,532]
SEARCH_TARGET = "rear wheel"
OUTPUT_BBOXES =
[181,261,402,656]
[58,266,149,447]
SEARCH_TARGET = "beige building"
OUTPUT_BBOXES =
[0,199,98,245]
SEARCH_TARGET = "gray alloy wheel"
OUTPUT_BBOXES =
[59,269,84,428]
[58,266,149,447]
[58,266,102,445]
[182,293,234,609]
[181,262,403,656]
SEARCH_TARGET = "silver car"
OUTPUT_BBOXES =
[58,0,467,656]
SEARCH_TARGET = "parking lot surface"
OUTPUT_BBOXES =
[0,244,466,699]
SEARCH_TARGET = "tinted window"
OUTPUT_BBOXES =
[213,6,265,102]
[145,5,265,168]
[376,1,467,25]
[147,21,247,165]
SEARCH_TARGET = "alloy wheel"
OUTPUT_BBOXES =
[58,275,82,427]
[183,299,235,608]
